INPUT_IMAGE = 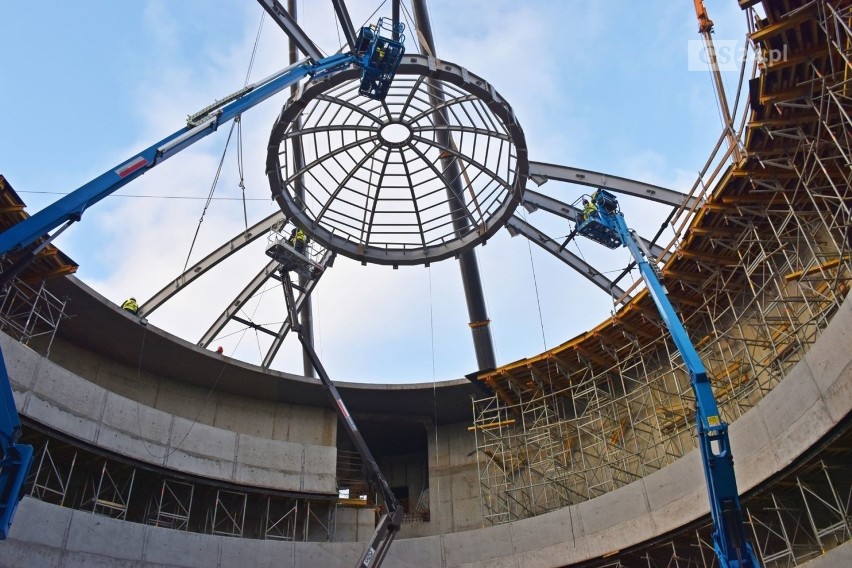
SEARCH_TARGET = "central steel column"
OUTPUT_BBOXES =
[412,0,497,371]
[288,0,315,377]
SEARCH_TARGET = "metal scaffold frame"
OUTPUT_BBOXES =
[472,0,852,539]
[210,489,248,537]
[19,427,337,542]
[80,459,136,520]
[147,479,194,531]
[26,438,77,507]
[0,277,66,351]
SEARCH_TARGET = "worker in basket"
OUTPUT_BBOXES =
[289,227,308,254]
[581,198,597,222]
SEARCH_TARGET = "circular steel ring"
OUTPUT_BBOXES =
[266,54,528,266]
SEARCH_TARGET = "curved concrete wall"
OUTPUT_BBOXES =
[3,333,337,495]
[3,294,850,567]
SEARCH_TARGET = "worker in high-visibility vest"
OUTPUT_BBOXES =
[121,297,139,314]
[289,228,308,254]
[581,198,597,222]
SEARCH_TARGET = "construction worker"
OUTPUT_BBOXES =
[289,228,308,254]
[582,198,597,222]
[121,297,139,314]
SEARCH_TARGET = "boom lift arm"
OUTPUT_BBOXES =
[278,268,403,568]
[0,349,32,539]
[0,10,404,260]
[576,190,760,568]
[0,7,404,540]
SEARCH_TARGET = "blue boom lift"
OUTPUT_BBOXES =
[575,190,760,568]
[0,5,404,555]
[0,350,32,539]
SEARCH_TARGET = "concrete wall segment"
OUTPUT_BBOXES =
[3,336,337,494]
[301,444,336,493]
[577,476,652,536]
[233,433,304,488]
[508,504,584,555]
[384,535,444,568]
[31,356,108,430]
[213,388,276,439]
[293,541,361,568]
[756,359,820,441]
[821,359,852,425]
[23,394,101,443]
[804,297,852,424]
[770,395,836,471]
[167,416,237,462]
[804,295,852,394]
[219,537,295,568]
[153,378,218,428]
[65,508,147,560]
[142,525,222,567]
[101,391,172,445]
[726,399,776,491]
[441,522,515,567]
[0,331,40,390]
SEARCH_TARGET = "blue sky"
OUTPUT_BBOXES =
[0,1,754,383]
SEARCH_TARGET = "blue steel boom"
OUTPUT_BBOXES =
[0,10,404,544]
[576,190,760,568]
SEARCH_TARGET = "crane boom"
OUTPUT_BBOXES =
[577,190,760,568]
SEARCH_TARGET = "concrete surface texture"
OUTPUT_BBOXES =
[1,293,849,567]
[3,333,337,495]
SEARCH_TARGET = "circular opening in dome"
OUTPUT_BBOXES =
[379,122,412,146]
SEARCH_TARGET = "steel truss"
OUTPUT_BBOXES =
[472,4,852,555]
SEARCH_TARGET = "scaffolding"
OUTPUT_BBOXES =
[473,0,852,535]
[147,479,194,531]
[80,459,136,520]
[26,438,77,507]
[20,427,338,542]
[0,277,66,351]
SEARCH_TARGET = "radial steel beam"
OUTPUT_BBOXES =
[506,215,631,305]
[521,188,671,263]
[256,0,323,61]
[139,212,285,317]
[198,260,281,347]
[528,161,702,209]
[330,0,358,49]
[412,0,497,370]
